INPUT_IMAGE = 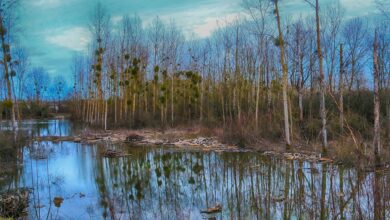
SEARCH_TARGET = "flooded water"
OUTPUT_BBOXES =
[0,120,389,220]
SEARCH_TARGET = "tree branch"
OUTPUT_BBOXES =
[303,0,316,9]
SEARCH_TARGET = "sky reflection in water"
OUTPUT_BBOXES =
[2,120,389,219]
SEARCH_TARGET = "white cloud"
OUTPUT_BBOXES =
[111,15,123,26]
[138,0,243,39]
[46,27,91,52]
[32,0,66,8]
[192,13,242,38]
[340,0,377,17]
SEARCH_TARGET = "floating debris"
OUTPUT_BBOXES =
[200,204,222,214]
[318,157,333,163]
[102,149,131,158]
[33,204,45,209]
[53,197,64,208]
[0,188,29,218]
[271,196,285,202]
[125,134,144,142]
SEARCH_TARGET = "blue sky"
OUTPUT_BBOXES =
[18,0,383,81]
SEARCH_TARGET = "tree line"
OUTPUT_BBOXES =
[0,1,70,122]
[0,0,389,157]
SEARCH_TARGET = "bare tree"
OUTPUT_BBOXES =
[52,75,66,113]
[0,0,19,129]
[148,17,165,118]
[243,0,273,127]
[89,2,110,126]
[322,2,344,92]
[11,46,28,120]
[304,0,328,152]
[27,67,50,103]
[373,29,381,159]
[272,0,291,148]
[339,43,344,133]
[342,18,368,91]
[375,0,390,21]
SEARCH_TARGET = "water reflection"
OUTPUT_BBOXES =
[11,145,390,219]
[0,120,389,219]
[0,119,73,137]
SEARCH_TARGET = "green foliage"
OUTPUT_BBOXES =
[154,65,159,73]
[95,64,102,71]
[188,176,195,184]
[2,100,13,109]
[159,96,166,104]
[0,26,7,35]
[5,54,11,62]
[4,44,10,52]
[274,38,283,47]
[192,163,203,175]
[271,80,282,93]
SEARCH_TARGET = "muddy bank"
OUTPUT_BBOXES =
[33,127,346,164]
[0,188,29,218]
[34,128,239,151]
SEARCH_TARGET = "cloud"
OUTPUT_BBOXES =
[111,15,123,26]
[138,0,242,39]
[340,0,377,17]
[46,27,91,52]
[31,0,67,8]
[193,13,242,38]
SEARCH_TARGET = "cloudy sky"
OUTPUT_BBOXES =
[19,0,384,81]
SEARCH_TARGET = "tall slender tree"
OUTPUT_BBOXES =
[0,0,19,130]
[304,0,328,152]
[339,43,344,133]
[89,2,110,126]
[373,29,381,160]
[272,0,291,148]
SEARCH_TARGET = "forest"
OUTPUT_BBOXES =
[68,0,390,160]
[0,0,389,218]
[0,0,389,159]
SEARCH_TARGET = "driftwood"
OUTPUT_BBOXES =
[125,134,144,142]
[0,188,29,218]
[200,204,222,214]
[53,197,64,208]
[102,149,132,158]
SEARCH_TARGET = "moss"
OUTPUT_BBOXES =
[188,176,195,184]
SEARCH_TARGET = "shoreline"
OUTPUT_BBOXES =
[33,126,375,166]
[1,116,385,168]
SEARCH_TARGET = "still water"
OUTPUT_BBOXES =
[0,120,389,219]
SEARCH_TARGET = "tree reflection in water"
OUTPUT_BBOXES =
[0,120,389,219]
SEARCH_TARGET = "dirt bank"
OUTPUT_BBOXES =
[33,127,351,165]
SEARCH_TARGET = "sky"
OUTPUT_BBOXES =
[18,0,385,82]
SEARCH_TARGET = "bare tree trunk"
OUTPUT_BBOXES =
[274,0,291,148]
[200,74,203,123]
[387,104,390,146]
[171,73,174,126]
[339,44,344,133]
[289,96,293,142]
[221,85,226,127]
[114,95,117,124]
[104,99,108,131]
[266,58,272,119]
[315,0,328,152]
[11,76,21,122]
[255,66,261,128]
[373,30,381,159]
[0,17,17,130]
[297,27,304,122]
